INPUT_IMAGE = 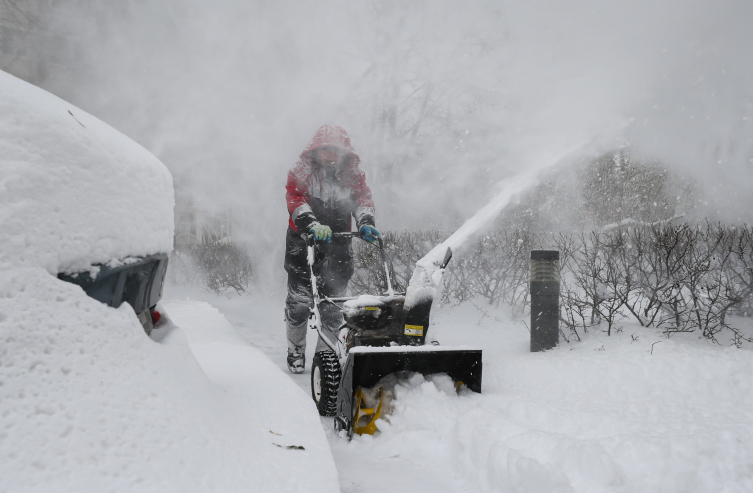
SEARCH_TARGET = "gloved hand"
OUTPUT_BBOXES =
[309,223,333,242]
[359,225,381,243]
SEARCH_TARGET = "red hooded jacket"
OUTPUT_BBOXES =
[286,125,375,233]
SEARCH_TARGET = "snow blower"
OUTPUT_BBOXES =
[306,232,482,437]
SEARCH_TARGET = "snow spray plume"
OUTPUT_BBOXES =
[405,141,590,309]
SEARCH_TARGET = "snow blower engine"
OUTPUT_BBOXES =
[306,232,482,437]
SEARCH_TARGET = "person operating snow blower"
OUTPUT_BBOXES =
[284,125,381,373]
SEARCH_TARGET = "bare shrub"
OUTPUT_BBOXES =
[171,241,254,295]
[350,231,445,295]
[727,225,753,318]
[350,224,753,346]
[461,230,531,309]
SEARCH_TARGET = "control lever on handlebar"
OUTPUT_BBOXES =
[304,230,392,295]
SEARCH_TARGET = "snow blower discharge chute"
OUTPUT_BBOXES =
[306,232,482,437]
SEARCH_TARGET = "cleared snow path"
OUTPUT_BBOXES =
[162,299,339,493]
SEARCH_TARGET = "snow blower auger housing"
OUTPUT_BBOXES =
[305,232,482,438]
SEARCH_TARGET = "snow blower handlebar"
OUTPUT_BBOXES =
[306,231,394,296]
[302,230,393,363]
[337,232,392,295]
[302,232,344,361]
[331,230,383,248]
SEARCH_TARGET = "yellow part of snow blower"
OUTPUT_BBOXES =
[352,386,384,435]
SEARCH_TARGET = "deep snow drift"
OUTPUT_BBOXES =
[0,271,338,492]
[368,303,753,493]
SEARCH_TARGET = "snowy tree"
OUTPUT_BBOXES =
[580,150,695,229]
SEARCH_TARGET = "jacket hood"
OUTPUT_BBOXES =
[300,125,360,166]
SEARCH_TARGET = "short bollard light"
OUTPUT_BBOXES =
[530,250,560,352]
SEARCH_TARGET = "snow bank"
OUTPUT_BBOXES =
[0,270,338,492]
[163,299,340,493]
[345,303,753,493]
[0,70,173,274]
[0,270,239,490]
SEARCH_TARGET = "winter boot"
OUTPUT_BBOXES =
[286,321,307,373]
[287,347,305,374]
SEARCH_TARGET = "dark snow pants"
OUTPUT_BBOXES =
[284,228,353,353]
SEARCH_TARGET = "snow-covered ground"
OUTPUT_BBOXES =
[164,284,753,493]
[0,271,339,492]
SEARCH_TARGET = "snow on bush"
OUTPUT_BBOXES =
[0,70,173,274]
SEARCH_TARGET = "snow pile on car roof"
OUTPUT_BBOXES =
[0,70,173,274]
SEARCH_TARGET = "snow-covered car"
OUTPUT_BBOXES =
[0,69,174,334]
[0,70,344,493]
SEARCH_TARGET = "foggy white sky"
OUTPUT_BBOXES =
[49,0,753,256]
